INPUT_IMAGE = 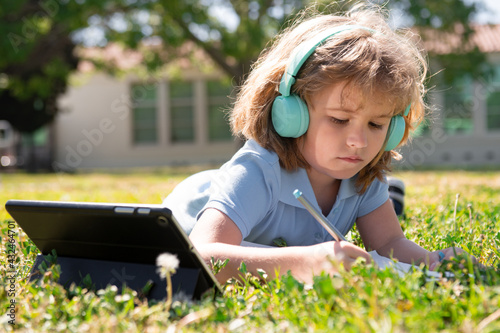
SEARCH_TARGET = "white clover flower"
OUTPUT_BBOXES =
[156,253,180,279]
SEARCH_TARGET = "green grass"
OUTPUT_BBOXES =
[1,169,500,332]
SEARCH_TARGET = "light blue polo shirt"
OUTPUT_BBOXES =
[163,139,389,247]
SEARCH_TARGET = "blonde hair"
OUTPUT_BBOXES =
[230,4,427,192]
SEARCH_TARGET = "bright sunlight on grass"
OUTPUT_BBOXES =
[1,168,499,332]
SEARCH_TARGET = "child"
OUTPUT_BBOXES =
[164,5,473,284]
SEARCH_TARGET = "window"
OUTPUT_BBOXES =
[169,81,195,143]
[207,80,233,141]
[130,78,233,146]
[487,92,500,130]
[442,76,474,135]
[131,83,157,144]
[486,66,500,131]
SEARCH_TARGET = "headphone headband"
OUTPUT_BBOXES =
[278,25,375,96]
[403,104,411,117]
[272,23,410,151]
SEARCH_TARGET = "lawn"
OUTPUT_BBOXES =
[1,169,500,332]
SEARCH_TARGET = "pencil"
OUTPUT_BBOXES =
[293,189,347,242]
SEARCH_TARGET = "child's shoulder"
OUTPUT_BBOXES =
[356,176,390,216]
[219,139,283,188]
[232,139,281,168]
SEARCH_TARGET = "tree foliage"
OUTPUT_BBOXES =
[383,0,492,84]
[0,0,490,133]
[0,0,127,133]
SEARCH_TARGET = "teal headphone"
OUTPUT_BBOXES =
[271,25,410,151]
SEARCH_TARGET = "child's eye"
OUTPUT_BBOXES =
[369,122,383,130]
[330,117,348,125]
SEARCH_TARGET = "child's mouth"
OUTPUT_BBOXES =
[338,156,364,163]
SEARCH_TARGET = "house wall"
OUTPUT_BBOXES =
[394,53,500,169]
[395,134,500,169]
[54,73,239,170]
[54,53,500,170]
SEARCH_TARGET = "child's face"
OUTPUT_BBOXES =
[299,82,393,182]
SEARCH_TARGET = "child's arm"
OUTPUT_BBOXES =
[190,208,371,284]
[356,200,472,269]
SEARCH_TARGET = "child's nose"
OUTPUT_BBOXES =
[346,126,368,148]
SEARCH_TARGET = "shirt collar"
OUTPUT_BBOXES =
[279,167,359,208]
[338,176,358,199]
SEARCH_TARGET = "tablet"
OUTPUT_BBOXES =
[5,199,221,299]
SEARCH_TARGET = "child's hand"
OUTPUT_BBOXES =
[429,247,477,271]
[308,241,372,275]
[332,241,372,269]
[290,241,372,283]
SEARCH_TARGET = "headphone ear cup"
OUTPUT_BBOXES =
[272,94,309,138]
[385,115,406,151]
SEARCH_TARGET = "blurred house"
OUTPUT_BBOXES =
[52,43,240,170]
[7,24,500,171]
[0,121,18,170]
[395,24,500,169]
[0,121,55,172]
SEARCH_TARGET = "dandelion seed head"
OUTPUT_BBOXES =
[156,253,180,279]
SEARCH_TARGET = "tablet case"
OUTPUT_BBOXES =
[5,200,221,300]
